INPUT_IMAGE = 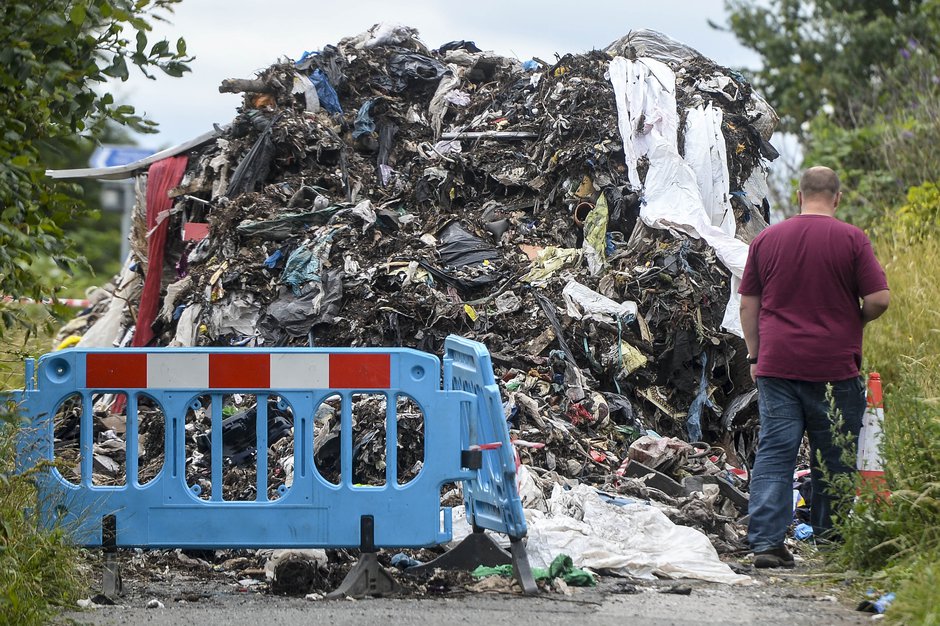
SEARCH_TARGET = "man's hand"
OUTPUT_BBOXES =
[750,363,757,382]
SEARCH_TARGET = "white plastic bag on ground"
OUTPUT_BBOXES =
[525,484,750,584]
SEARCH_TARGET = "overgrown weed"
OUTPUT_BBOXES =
[1,316,86,624]
[826,230,940,624]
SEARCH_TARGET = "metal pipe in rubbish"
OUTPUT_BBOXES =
[440,131,538,140]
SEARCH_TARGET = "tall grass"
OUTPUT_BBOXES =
[833,230,940,625]
[1,309,85,624]
[865,231,940,392]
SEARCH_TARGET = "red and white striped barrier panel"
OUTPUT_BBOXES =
[857,372,889,497]
[84,352,391,389]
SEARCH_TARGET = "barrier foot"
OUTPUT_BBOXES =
[102,550,123,598]
[510,538,538,596]
[326,552,401,599]
[406,530,511,575]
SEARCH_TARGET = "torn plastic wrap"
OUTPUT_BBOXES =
[605,28,704,66]
[226,114,279,197]
[607,56,678,189]
[261,268,344,341]
[429,65,462,138]
[641,141,749,335]
[310,69,342,114]
[581,192,609,276]
[171,303,202,346]
[525,484,750,584]
[609,54,749,336]
[209,292,261,339]
[387,52,447,92]
[562,281,637,325]
[292,73,320,113]
[78,257,141,348]
[685,353,713,442]
[352,98,378,139]
[436,222,500,267]
[281,226,343,295]
[684,104,734,236]
[236,208,335,241]
[343,23,418,50]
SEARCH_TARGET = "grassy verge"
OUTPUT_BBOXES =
[830,231,940,625]
[1,307,85,624]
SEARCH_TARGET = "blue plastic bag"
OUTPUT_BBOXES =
[310,69,342,114]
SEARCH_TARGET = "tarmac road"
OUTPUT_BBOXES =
[61,567,868,626]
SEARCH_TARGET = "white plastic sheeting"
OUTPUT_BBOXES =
[608,56,753,336]
[608,56,678,189]
[642,141,749,336]
[684,104,735,236]
[526,484,750,584]
[448,484,750,585]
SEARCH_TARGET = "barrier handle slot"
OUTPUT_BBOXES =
[360,515,375,552]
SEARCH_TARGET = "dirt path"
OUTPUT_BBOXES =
[60,554,867,626]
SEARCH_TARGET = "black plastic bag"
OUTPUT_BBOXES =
[436,222,500,267]
[387,51,447,92]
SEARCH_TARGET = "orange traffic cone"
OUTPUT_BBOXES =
[857,372,889,498]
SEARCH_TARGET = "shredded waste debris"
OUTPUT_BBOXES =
[54,23,781,596]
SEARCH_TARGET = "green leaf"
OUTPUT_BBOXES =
[103,55,129,81]
[150,39,169,57]
[69,3,87,27]
[175,37,186,56]
[136,30,147,54]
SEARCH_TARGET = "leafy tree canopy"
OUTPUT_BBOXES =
[720,0,940,136]
[0,0,191,331]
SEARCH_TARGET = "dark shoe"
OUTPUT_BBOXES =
[753,546,795,569]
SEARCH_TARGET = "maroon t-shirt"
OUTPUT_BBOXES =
[739,214,888,381]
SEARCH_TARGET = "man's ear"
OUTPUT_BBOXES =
[797,190,803,208]
[834,191,842,208]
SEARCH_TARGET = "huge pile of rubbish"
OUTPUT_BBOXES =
[56,25,779,559]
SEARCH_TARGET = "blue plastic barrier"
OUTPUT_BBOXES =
[6,336,528,554]
[443,336,527,540]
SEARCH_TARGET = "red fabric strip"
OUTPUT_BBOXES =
[132,155,189,347]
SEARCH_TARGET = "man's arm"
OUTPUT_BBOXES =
[740,294,761,381]
[861,289,890,325]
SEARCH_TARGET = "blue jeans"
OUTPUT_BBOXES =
[747,376,866,552]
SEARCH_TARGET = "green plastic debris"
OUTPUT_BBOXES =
[471,553,596,587]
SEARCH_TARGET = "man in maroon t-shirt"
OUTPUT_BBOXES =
[739,166,890,568]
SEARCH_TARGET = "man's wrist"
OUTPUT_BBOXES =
[746,354,758,364]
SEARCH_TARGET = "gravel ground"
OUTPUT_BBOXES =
[58,551,869,626]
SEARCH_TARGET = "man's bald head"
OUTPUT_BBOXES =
[800,166,841,201]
